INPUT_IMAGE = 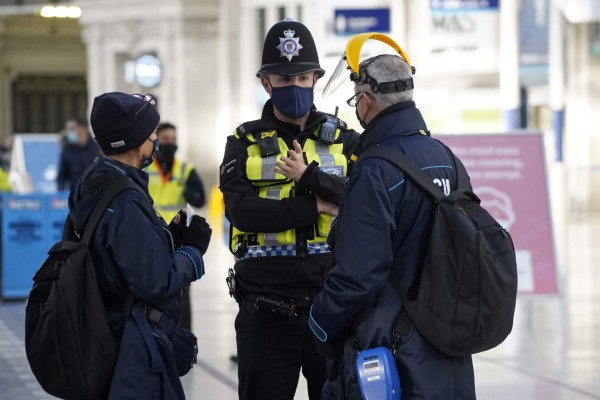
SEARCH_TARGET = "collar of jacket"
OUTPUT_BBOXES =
[98,156,151,195]
[260,99,327,138]
[355,101,428,155]
[68,156,154,234]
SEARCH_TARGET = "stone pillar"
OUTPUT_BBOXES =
[549,3,565,162]
[0,19,8,138]
[77,0,221,187]
[499,0,520,131]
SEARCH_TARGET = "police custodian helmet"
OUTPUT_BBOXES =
[256,18,325,78]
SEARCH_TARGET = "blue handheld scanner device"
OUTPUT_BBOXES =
[356,347,401,400]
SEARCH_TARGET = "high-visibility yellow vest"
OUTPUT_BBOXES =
[230,124,349,257]
[148,158,194,222]
[0,167,10,192]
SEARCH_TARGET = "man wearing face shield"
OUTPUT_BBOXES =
[148,122,206,330]
[219,18,359,400]
[308,34,476,399]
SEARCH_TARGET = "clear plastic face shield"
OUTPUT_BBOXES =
[322,33,415,99]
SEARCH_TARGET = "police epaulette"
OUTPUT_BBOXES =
[235,119,274,138]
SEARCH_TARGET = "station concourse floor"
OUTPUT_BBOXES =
[2,214,600,399]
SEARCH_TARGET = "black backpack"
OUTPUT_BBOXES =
[25,178,137,399]
[360,144,518,357]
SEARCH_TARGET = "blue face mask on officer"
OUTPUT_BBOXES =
[270,84,314,120]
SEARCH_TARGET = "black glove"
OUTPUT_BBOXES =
[168,210,187,249]
[182,215,212,254]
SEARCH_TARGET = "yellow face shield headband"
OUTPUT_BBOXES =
[322,32,415,98]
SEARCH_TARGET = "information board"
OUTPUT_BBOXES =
[1,194,46,299]
[1,192,68,299]
[438,133,558,295]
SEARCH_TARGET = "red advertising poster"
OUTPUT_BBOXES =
[437,133,558,295]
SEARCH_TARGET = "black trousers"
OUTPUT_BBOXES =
[235,299,327,400]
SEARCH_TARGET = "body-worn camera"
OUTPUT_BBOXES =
[256,131,280,158]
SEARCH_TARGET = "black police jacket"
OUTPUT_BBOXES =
[219,100,359,300]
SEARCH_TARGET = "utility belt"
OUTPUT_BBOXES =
[245,293,312,318]
[226,268,314,316]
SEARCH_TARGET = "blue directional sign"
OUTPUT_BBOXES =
[334,8,390,35]
[430,0,498,10]
[1,194,46,299]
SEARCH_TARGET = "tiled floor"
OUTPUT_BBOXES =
[3,213,600,399]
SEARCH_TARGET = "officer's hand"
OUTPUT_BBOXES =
[275,140,306,182]
[182,215,212,254]
[168,210,187,249]
[316,197,338,217]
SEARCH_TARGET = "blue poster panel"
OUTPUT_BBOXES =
[47,193,69,243]
[1,194,47,299]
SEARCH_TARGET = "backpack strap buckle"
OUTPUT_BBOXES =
[390,309,412,354]
[142,306,163,325]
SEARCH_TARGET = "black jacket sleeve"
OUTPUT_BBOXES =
[184,169,205,207]
[219,135,318,233]
[297,128,360,205]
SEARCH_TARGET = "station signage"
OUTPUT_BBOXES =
[334,8,391,35]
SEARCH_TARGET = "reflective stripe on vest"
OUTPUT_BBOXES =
[148,159,193,222]
[237,242,331,261]
[302,140,347,239]
[244,132,292,184]
[230,126,347,255]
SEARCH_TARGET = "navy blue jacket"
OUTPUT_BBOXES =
[57,136,99,191]
[309,102,475,399]
[69,156,204,399]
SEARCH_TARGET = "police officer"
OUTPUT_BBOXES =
[219,18,359,400]
[308,34,476,399]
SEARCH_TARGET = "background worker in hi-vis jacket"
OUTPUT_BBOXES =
[148,122,205,330]
[219,18,359,400]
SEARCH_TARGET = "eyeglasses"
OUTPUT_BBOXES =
[346,92,365,107]
[132,93,157,106]
[132,93,157,120]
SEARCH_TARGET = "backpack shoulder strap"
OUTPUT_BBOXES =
[359,145,444,202]
[434,140,471,190]
[360,145,448,344]
[80,178,143,246]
